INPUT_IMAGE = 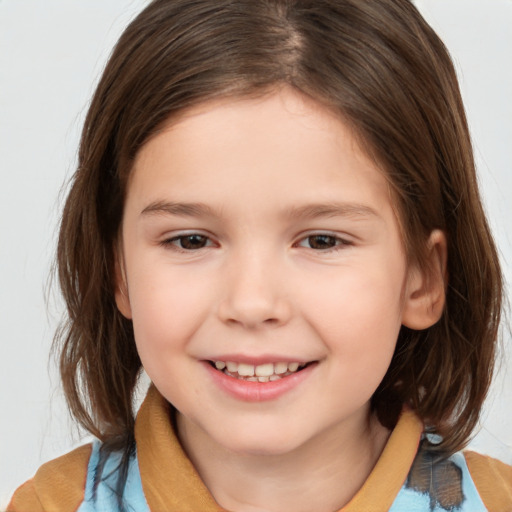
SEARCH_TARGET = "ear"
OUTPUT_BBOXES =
[401,230,447,330]
[114,246,133,319]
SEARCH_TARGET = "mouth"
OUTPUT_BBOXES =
[207,360,312,382]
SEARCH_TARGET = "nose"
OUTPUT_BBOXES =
[217,249,292,329]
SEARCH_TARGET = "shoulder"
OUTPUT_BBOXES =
[464,450,512,512]
[391,439,511,512]
[7,444,93,512]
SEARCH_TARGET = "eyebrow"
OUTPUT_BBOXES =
[140,200,380,221]
[141,201,217,218]
[283,202,380,221]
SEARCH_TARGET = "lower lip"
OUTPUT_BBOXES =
[203,361,317,402]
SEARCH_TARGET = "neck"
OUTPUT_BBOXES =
[176,410,390,512]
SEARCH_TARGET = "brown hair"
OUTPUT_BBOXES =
[55,0,502,464]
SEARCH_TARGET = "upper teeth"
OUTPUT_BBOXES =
[214,361,302,377]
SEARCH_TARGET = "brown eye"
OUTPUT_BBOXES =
[162,234,212,251]
[295,233,351,253]
[306,235,339,250]
[177,234,209,250]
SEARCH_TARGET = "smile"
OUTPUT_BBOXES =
[209,360,309,382]
[204,359,318,402]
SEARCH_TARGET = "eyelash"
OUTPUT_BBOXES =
[160,234,214,252]
[160,233,352,253]
[295,234,352,252]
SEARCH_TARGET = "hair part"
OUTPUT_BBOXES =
[55,0,502,479]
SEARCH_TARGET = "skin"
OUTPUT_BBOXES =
[116,87,446,512]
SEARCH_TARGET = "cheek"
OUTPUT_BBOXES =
[304,264,405,340]
[127,274,213,402]
[127,266,215,357]
[299,260,406,398]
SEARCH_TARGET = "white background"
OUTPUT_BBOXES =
[1,0,511,507]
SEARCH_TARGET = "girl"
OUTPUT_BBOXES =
[8,0,512,511]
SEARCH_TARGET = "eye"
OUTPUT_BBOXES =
[296,234,350,252]
[161,234,213,251]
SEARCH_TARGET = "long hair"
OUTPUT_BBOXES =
[55,0,502,490]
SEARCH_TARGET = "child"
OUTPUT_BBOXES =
[8,0,512,511]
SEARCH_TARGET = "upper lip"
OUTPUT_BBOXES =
[203,354,315,365]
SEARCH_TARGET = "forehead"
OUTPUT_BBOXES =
[126,88,398,227]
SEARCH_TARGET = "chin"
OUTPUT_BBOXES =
[213,424,310,457]
[226,438,300,457]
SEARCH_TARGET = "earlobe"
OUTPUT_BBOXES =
[402,230,447,330]
[114,251,133,319]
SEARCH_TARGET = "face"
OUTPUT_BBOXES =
[117,88,424,456]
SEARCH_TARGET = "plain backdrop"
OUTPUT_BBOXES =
[1,0,511,507]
